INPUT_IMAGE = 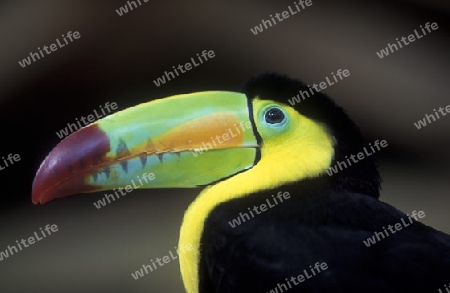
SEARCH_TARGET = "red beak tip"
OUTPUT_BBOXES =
[31,193,42,205]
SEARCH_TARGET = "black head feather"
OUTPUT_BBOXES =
[242,73,381,198]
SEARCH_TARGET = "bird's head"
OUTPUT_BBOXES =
[32,73,380,205]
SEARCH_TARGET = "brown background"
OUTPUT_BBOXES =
[0,0,449,292]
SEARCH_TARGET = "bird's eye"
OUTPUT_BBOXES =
[264,107,285,124]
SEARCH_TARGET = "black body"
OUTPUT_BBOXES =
[199,179,450,292]
[198,74,450,292]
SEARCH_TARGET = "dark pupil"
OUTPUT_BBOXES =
[265,108,284,124]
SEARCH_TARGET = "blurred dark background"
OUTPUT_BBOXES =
[0,0,449,292]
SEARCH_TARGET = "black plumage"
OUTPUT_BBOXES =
[198,74,450,293]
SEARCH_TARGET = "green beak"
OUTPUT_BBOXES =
[32,91,260,204]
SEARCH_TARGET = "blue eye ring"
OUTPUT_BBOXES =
[264,107,286,125]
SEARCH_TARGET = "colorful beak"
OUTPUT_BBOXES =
[32,92,260,204]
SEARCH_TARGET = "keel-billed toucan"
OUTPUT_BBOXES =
[32,73,450,292]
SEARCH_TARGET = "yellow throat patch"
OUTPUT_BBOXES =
[178,98,335,293]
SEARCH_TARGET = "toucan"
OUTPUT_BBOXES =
[32,73,450,293]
